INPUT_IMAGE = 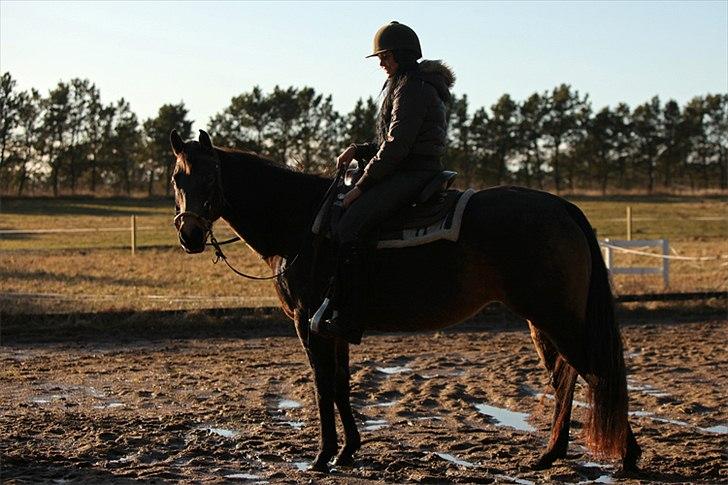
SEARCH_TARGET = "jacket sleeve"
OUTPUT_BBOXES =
[356,78,427,191]
[352,142,378,162]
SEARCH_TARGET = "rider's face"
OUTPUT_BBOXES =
[378,51,398,78]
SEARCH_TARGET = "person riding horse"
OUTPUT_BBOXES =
[312,21,456,344]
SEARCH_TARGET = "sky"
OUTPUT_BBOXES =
[1,1,726,133]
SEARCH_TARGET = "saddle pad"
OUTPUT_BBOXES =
[376,188,475,249]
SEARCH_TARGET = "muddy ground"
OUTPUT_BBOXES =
[1,311,726,484]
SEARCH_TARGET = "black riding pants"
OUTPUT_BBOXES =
[336,170,438,244]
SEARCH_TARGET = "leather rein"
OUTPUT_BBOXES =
[173,156,344,281]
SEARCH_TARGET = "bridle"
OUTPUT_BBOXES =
[172,149,344,281]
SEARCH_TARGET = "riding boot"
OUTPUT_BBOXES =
[318,241,368,345]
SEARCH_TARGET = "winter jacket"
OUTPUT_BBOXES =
[352,60,455,191]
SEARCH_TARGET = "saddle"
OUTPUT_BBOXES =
[312,167,475,249]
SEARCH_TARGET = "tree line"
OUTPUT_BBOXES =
[0,71,725,197]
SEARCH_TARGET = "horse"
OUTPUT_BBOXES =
[170,129,641,474]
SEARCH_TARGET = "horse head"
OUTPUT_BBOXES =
[170,129,224,254]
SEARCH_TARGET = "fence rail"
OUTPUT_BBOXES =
[601,238,670,287]
[0,227,155,234]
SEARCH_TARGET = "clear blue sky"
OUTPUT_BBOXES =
[1,1,726,133]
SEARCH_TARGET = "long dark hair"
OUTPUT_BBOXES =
[376,49,420,144]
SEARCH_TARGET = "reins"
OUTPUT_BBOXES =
[175,162,345,281]
[208,232,298,281]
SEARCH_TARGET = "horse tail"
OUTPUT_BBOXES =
[563,200,629,459]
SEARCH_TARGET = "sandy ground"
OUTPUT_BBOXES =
[1,315,726,484]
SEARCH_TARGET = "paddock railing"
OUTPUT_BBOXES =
[600,239,670,288]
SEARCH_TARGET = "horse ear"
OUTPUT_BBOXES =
[199,130,213,151]
[170,130,184,156]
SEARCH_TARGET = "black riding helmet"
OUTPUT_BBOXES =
[366,21,422,59]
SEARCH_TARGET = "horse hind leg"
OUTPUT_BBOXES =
[535,320,640,473]
[529,322,578,470]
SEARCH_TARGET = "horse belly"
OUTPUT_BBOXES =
[361,241,493,332]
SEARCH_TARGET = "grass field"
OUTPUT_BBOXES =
[1,195,726,314]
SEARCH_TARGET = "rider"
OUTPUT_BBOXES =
[313,21,455,344]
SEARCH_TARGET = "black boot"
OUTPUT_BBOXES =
[313,242,367,345]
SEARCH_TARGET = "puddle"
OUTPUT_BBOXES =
[434,452,475,468]
[575,462,616,484]
[108,453,137,464]
[652,416,691,426]
[495,475,536,485]
[281,421,305,429]
[627,382,670,398]
[363,419,388,431]
[94,402,124,409]
[371,400,398,407]
[199,426,239,438]
[580,461,612,468]
[630,410,727,434]
[421,370,464,379]
[576,475,614,484]
[702,424,728,434]
[474,403,535,432]
[278,399,302,409]
[629,410,652,417]
[413,416,443,421]
[293,461,309,471]
[376,366,411,375]
[224,472,267,482]
[33,399,50,404]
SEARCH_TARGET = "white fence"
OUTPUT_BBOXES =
[601,239,670,287]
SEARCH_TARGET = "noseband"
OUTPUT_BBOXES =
[173,210,213,234]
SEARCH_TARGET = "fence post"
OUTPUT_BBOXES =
[604,238,612,270]
[131,215,137,256]
[662,239,669,288]
[626,206,632,241]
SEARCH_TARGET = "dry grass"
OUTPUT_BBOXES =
[0,195,726,314]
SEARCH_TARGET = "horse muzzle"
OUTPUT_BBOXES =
[177,219,208,254]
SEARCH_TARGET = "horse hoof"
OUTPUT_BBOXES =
[308,460,330,474]
[332,453,355,468]
[529,453,558,470]
[616,462,641,478]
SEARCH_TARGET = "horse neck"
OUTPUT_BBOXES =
[217,149,329,259]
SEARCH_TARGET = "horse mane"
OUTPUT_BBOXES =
[212,143,332,219]
[216,145,285,168]
[215,145,329,183]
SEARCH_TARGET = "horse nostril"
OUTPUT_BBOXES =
[179,223,206,253]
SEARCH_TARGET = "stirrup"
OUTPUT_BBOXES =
[309,298,331,333]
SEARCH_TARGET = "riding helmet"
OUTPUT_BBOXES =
[366,21,422,59]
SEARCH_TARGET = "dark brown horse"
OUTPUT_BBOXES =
[170,130,641,474]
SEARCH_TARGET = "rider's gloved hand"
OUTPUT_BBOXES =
[337,145,357,170]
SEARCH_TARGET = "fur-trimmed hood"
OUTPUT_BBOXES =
[417,60,456,103]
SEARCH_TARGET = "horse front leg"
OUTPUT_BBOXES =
[294,310,338,472]
[332,340,361,467]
